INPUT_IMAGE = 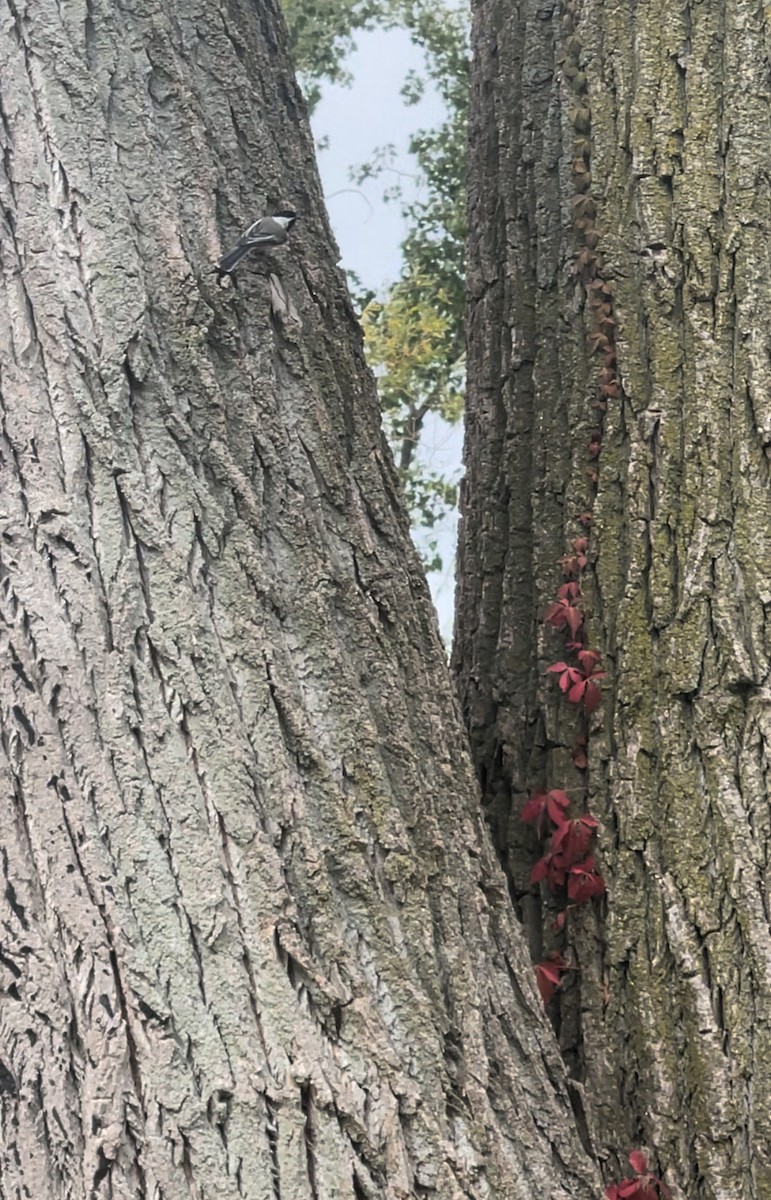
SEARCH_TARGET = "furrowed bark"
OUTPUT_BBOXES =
[0,1,600,1196]
[456,0,771,1194]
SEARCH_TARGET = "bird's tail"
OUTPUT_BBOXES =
[217,243,253,275]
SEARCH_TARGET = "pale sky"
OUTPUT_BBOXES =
[311,29,463,641]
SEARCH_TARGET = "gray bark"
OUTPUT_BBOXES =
[456,0,771,1194]
[0,1,600,1197]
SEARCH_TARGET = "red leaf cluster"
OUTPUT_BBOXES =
[606,1153,671,1200]
[531,525,608,998]
[543,582,583,638]
[532,132,657,1185]
[547,648,605,713]
[553,814,599,863]
[531,844,605,902]
[524,793,605,903]
[531,850,567,891]
[521,788,570,837]
[567,854,606,903]
[535,953,572,1004]
[558,537,589,577]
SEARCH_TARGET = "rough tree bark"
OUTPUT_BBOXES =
[0,1,602,1197]
[456,0,771,1196]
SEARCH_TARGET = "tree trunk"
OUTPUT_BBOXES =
[0,2,601,1196]
[456,0,771,1195]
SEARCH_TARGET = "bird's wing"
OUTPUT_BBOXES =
[244,225,288,248]
[217,243,254,275]
[239,219,266,242]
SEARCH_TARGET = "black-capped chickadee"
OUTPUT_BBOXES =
[216,210,298,276]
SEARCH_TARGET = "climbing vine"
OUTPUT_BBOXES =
[524,7,671,1199]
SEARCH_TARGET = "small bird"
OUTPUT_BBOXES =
[216,210,298,277]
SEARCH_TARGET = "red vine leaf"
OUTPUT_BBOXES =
[552,814,599,865]
[545,581,583,622]
[550,649,605,712]
[606,1152,672,1200]
[559,537,589,575]
[530,850,567,891]
[566,855,606,903]
[534,952,571,1004]
[566,672,604,711]
[606,1184,642,1200]
[521,789,570,836]
[544,597,583,637]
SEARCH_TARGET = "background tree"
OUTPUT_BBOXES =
[0,0,600,1196]
[282,0,386,109]
[285,0,468,568]
[360,275,462,572]
[454,0,771,1194]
